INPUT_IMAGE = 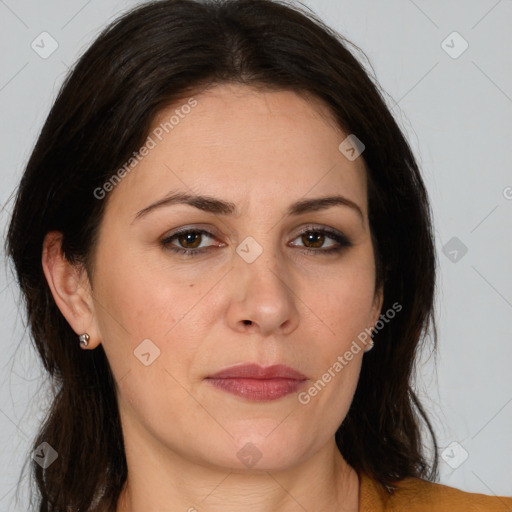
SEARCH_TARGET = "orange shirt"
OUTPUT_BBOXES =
[359,470,512,511]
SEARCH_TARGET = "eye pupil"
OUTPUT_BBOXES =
[179,232,201,248]
[302,231,324,248]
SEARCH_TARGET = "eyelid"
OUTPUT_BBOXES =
[162,224,222,240]
[289,224,352,248]
[162,223,347,243]
[290,223,343,238]
[161,227,225,247]
[160,223,352,257]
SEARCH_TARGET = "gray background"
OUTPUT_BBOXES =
[1,0,511,509]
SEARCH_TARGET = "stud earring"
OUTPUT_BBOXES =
[79,333,90,348]
[364,327,375,352]
[364,339,374,352]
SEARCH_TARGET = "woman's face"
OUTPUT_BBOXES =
[88,84,383,471]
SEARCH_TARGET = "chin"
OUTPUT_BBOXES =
[213,428,310,472]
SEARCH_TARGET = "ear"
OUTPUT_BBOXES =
[41,231,101,349]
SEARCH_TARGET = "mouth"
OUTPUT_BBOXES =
[205,363,308,402]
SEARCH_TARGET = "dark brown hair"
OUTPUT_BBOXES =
[5,0,439,510]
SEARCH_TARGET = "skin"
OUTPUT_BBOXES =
[42,84,383,512]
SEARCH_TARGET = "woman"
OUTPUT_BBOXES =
[5,0,511,511]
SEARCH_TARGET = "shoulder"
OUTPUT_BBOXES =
[388,476,512,512]
[359,471,512,512]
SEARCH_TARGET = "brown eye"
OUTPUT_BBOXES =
[176,231,203,249]
[161,228,220,257]
[301,231,325,248]
[290,227,353,254]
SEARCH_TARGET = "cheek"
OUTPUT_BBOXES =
[92,245,222,380]
[94,242,204,337]
[93,258,211,432]
[318,260,377,335]
[299,271,371,418]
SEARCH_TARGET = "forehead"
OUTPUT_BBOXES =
[105,84,368,218]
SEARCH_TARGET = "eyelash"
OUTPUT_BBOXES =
[160,226,353,258]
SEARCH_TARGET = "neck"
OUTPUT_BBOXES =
[115,436,360,512]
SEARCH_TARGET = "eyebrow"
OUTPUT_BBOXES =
[133,192,364,223]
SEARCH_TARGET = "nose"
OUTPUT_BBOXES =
[225,245,300,337]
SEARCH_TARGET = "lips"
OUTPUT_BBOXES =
[208,363,307,380]
[205,364,308,402]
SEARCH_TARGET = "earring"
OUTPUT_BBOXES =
[79,333,90,348]
[364,339,374,352]
[364,327,375,352]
